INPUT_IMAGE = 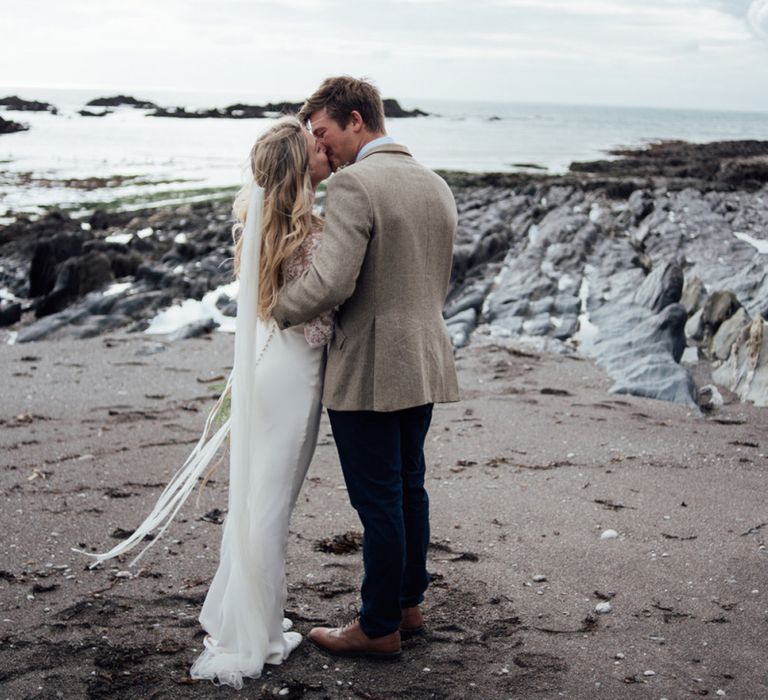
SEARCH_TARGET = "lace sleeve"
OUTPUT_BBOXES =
[304,310,335,347]
[284,228,336,347]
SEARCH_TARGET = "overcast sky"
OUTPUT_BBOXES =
[3,0,768,111]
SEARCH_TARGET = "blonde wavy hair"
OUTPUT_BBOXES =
[232,116,321,319]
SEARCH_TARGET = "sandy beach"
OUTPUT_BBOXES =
[1,329,766,699]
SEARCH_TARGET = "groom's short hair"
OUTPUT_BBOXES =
[299,76,385,133]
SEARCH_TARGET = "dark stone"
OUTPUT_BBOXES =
[0,301,21,326]
[219,300,238,317]
[381,99,429,118]
[86,95,158,110]
[29,234,86,297]
[0,96,57,113]
[0,115,28,135]
[36,251,113,317]
[78,109,112,117]
[135,263,167,285]
[109,251,143,278]
[89,209,138,230]
[215,294,234,311]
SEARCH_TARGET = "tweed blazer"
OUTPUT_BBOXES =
[271,143,460,412]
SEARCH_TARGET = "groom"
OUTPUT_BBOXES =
[273,76,459,658]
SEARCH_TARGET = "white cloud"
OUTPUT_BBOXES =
[747,0,768,37]
[0,0,766,110]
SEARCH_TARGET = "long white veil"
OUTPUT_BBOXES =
[75,184,265,568]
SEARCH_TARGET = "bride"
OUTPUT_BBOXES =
[76,116,333,688]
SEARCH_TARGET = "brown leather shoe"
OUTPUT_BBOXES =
[308,619,401,659]
[399,606,425,638]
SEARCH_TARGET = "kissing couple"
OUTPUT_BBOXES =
[80,76,460,689]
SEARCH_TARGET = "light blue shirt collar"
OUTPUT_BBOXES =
[356,135,395,162]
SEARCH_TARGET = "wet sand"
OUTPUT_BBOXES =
[1,331,767,699]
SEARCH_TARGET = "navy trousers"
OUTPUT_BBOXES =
[327,403,433,638]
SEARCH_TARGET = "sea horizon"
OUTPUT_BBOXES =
[3,85,768,219]
[3,82,768,117]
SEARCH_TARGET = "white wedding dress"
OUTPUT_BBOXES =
[76,186,330,689]
[190,315,325,687]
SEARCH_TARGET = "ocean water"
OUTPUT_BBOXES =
[1,86,768,218]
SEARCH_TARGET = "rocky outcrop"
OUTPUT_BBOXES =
[0,96,57,114]
[78,109,112,117]
[0,202,236,342]
[0,301,21,326]
[86,95,158,109]
[149,105,270,119]
[571,140,768,190]
[382,99,428,118]
[149,98,429,120]
[444,142,768,407]
[0,115,28,135]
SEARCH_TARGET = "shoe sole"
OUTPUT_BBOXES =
[308,637,401,660]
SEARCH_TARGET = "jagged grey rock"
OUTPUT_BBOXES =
[680,276,707,315]
[712,316,767,407]
[588,303,695,406]
[711,307,750,361]
[633,260,683,312]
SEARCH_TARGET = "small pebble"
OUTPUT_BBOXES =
[614,652,625,660]
[278,689,290,697]
[533,574,547,582]
[716,691,726,697]
[643,670,656,677]
[423,667,431,673]
[600,529,619,540]
[595,602,612,614]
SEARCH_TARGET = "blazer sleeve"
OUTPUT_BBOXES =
[272,169,373,328]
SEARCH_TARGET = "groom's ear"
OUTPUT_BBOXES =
[348,110,365,133]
